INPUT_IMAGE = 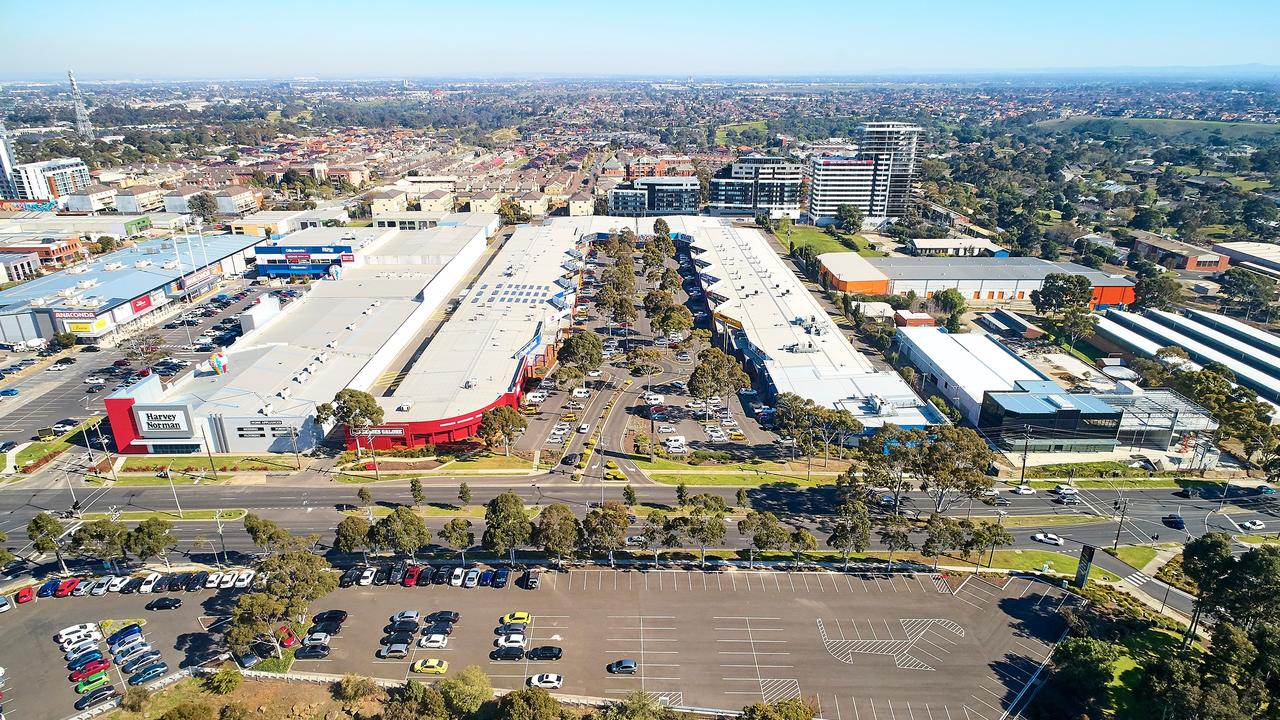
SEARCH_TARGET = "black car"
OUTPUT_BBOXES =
[1162,514,1187,530]
[493,568,510,588]
[425,611,459,624]
[146,597,182,611]
[339,566,361,587]
[167,574,187,592]
[186,571,208,591]
[313,610,348,625]
[389,564,407,585]
[55,357,77,365]
[82,345,101,352]
[309,620,343,636]
[423,621,454,636]
[490,646,525,661]
[120,576,145,594]
[383,620,419,635]
[432,567,451,584]
[380,632,414,646]
[164,322,180,330]
[75,686,118,711]
[295,645,330,660]
[527,646,563,661]
[373,566,392,585]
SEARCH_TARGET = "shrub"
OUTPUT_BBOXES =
[334,674,379,702]
[436,665,492,717]
[691,449,734,463]
[121,686,150,712]
[160,701,214,720]
[219,703,250,720]
[206,667,242,694]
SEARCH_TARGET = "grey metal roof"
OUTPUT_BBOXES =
[868,257,1134,287]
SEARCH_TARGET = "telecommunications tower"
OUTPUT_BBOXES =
[68,70,95,142]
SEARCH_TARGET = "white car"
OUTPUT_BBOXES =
[687,401,705,410]
[84,376,104,384]
[625,535,646,546]
[1242,520,1267,532]
[204,571,223,589]
[63,639,98,660]
[358,567,376,586]
[90,576,113,595]
[139,572,163,593]
[61,631,103,652]
[553,423,571,433]
[219,572,237,589]
[528,673,563,689]
[707,395,722,405]
[587,370,603,377]
[495,633,528,649]
[578,423,590,434]
[418,633,449,649]
[1012,485,1036,495]
[450,567,466,586]
[108,575,131,592]
[391,610,421,623]
[234,569,256,588]
[55,623,100,644]
[1031,532,1065,546]
[979,488,1000,498]
[657,425,676,434]
[644,394,664,404]
[1055,484,1078,495]
[303,632,330,647]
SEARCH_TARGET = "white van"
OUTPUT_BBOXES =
[571,388,590,398]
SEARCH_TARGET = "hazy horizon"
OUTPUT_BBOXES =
[5,0,1280,82]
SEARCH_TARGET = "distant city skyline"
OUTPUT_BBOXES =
[4,0,1280,81]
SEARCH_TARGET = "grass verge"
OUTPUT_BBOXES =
[1105,544,1159,570]
[122,455,299,472]
[647,472,836,486]
[1109,627,1185,717]
[969,514,1107,529]
[442,454,534,470]
[255,646,296,673]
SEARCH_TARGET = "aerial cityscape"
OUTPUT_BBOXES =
[2,2,1280,720]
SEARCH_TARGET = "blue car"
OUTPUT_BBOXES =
[1258,485,1276,495]
[67,650,103,671]
[37,578,61,597]
[0,388,18,397]
[128,662,167,685]
[479,569,495,587]
[121,650,162,674]
[107,623,142,645]
[493,567,510,588]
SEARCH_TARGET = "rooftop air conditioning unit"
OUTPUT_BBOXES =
[161,261,179,269]
[397,401,414,412]
[345,323,355,331]
[134,260,152,268]
[74,279,98,289]
[260,403,273,415]
[66,265,89,275]
[326,340,337,348]
[103,262,123,271]
[315,352,329,363]
[276,388,292,399]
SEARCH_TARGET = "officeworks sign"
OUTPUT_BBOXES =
[132,404,194,439]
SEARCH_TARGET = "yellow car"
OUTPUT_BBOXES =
[561,413,578,422]
[501,611,531,625]
[728,431,746,441]
[606,469,626,481]
[412,658,448,674]
[605,460,618,469]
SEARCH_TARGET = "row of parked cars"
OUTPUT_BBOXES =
[338,563,539,590]
[2,569,257,611]
[56,621,168,711]
[376,609,461,660]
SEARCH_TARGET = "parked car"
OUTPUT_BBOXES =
[490,646,525,661]
[121,651,162,674]
[419,633,449,649]
[527,646,563,661]
[463,568,481,588]
[493,568,510,588]
[74,686,118,711]
[339,567,361,587]
[294,645,330,660]
[146,597,182,611]
[528,673,563,689]
[128,662,168,685]
[607,659,637,675]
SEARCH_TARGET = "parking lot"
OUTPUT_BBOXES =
[0,567,1074,720]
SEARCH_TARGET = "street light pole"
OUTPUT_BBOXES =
[1113,498,1130,550]
[213,509,228,567]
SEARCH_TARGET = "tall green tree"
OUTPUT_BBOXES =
[188,192,217,223]
[243,513,289,552]
[878,516,915,572]
[438,518,475,565]
[672,494,727,568]
[334,515,372,562]
[582,500,628,566]
[482,491,533,562]
[126,518,178,569]
[532,502,581,562]
[917,426,996,512]
[315,389,384,456]
[478,406,527,456]
[69,518,128,565]
[27,512,68,573]
[737,510,790,568]
[458,482,472,506]
[835,204,864,232]
[409,478,425,506]
[826,500,871,570]
[557,332,604,370]
[255,535,339,622]
[372,506,431,559]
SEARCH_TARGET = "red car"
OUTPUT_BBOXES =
[277,625,298,648]
[69,659,110,682]
[54,577,81,598]
[402,565,421,587]
[113,359,131,367]
[15,586,34,604]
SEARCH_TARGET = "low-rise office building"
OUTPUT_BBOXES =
[905,237,1008,257]
[1129,231,1228,271]
[0,252,40,283]
[163,186,205,214]
[65,184,118,213]
[114,185,165,214]
[214,187,260,215]
[817,253,1135,308]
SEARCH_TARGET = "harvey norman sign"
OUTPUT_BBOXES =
[132,404,194,439]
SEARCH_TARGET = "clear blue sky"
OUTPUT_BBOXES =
[5,0,1280,80]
